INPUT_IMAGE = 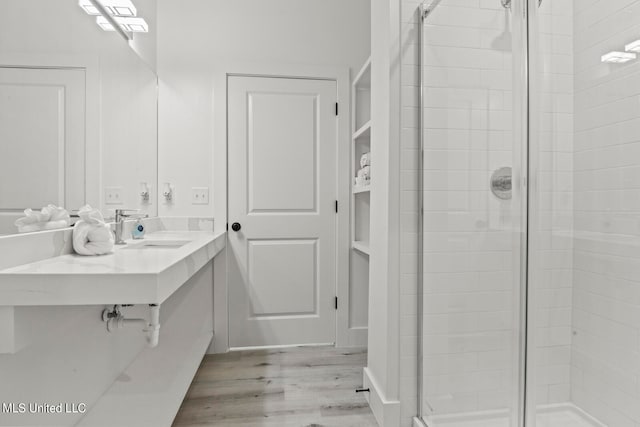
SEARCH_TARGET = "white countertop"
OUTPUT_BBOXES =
[0,230,226,306]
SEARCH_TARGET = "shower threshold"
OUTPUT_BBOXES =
[421,403,605,427]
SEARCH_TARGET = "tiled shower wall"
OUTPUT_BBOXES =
[571,1,640,424]
[530,0,575,408]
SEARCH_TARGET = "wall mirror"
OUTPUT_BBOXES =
[0,0,158,235]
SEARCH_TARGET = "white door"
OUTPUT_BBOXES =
[0,67,86,210]
[227,76,337,348]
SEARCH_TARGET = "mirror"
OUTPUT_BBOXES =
[0,0,158,235]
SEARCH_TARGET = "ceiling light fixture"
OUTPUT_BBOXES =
[96,16,149,33]
[625,40,640,53]
[79,0,137,17]
[601,51,636,64]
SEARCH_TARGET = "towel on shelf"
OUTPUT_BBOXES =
[355,166,371,187]
[355,176,370,187]
[14,205,71,233]
[357,165,371,180]
[360,152,371,168]
[72,205,114,256]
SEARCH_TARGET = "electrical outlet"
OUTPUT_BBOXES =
[104,187,124,205]
[191,187,209,205]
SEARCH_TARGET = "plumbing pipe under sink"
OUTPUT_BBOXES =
[102,304,161,348]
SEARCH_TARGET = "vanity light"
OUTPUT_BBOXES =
[119,17,148,33]
[96,16,149,33]
[78,0,100,15]
[625,40,640,53]
[96,16,115,31]
[79,0,137,17]
[601,51,636,63]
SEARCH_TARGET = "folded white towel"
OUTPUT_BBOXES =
[14,205,71,233]
[355,176,370,187]
[360,152,371,168]
[72,205,114,256]
[357,165,371,180]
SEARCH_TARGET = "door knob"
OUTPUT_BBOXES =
[231,222,241,232]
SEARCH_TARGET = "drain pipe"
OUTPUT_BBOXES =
[102,304,161,348]
[145,304,160,347]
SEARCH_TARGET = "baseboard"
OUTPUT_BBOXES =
[363,367,401,427]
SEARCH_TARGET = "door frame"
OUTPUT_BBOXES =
[211,62,351,352]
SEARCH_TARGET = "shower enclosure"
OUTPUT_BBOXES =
[412,0,640,426]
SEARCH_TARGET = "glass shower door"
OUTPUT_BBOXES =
[414,0,529,425]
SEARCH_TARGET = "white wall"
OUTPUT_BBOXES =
[157,0,371,222]
[364,0,403,425]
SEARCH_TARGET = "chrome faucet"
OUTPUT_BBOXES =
[114,209,147,245]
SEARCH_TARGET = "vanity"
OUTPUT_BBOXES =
[0,225,225,307]
[0,218,225,427]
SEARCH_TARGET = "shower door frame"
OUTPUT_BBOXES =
[415,0,533,426]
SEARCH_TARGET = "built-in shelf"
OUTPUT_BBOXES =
[343,55,371,346]
[353,121,371,140]
[352,241,370,256]
[353,186,371,194]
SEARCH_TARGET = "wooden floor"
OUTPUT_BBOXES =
[172,346,378,427]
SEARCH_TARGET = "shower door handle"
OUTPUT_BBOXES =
[538,0,542,7]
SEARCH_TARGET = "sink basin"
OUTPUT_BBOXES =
[122,240,190,250]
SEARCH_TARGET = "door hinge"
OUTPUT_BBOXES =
[335,297,338,310]
[226,222,228,231]
[335,102,339,116]
[335,200,338,213]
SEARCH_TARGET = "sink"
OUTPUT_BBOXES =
[122,240,190,250]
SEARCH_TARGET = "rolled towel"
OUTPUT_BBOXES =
[72,205,114,256]
[14,205,71,233]
[46,205,71,223]
[355,176,370,187]
[357,165,371,180]
[360,152,371,168]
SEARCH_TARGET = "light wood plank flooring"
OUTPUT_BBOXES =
[172,346,378,427]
